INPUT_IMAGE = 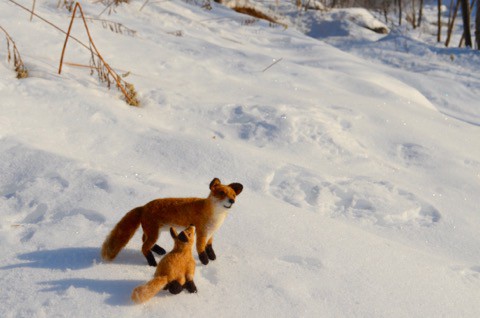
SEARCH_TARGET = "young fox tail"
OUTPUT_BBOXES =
[101,207,143,261]
[131,276,168,304]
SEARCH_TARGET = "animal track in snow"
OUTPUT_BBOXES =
[225,105,292,147]
[327,179,441,228]
[269,166,441,228]
[53,208,106,224]
[22,203,49,224]
[279,255,323,270]
[0,139,111,229]
[268,165,324,208]
[452,265,480,284]
[395,143,432,167]
[214,104,366,159]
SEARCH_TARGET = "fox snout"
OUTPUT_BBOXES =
[184,225,196,237]
[224,198,235,209]
[187,225,196,234]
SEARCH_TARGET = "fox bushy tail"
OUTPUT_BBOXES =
[101,207,143,261]
[131,276,168,304]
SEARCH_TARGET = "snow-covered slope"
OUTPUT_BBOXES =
[1,1,479,317]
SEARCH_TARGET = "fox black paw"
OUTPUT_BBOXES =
[184,281,197,293]
[199,251,209,265]
[151,244,166,255]
[206,244,216,261]
[168,281,183,295]
[145,252,157,267]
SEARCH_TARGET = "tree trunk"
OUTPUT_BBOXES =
[445,0,461,46]
[418,0,424,26]
[412,0,417,28]
[460,0,472,47]
[399,0,403,25]
[475,0,480,49]
[438,0,442,42]
[384,2,389,24]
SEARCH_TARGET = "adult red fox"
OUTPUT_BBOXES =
[101,178,243,266]
[131,225,197,304]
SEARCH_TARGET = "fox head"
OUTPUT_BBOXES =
[209,178,243,209]
[170,225,195,250]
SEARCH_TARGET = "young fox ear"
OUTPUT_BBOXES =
[170,227,178,239]
[178,231,188,243]
[229,183,243,195]
[209,178,221,190]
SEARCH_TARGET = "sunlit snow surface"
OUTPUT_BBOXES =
[1,1,479,317]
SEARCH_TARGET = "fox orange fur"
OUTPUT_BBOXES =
[101,178,243,266]
[131,225,197,304]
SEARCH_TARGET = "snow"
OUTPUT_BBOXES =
[1,1,480,317]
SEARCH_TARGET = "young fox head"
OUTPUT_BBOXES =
[209,178,243,209]
[170,225,195,249]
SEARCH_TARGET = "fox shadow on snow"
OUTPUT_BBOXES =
[0,247,163,306]
[38,277,183,306]
[1,247,146,271]
[39,278,147,306]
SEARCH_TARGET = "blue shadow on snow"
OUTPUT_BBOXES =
[39,278,146,306]
[39,278,181,306]
[0,247,146,271]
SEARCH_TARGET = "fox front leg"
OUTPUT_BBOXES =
[184,267,197,293]
[151,244,166,255]
[184,280,197,293]
[205,237,216,261]
[196,231,209,265]
[141,233,159,267]
[166,281,183,295]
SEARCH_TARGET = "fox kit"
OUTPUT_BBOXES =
[131,225,197,304]
[101,178,243,266]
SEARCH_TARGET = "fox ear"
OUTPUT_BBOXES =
[170,227,178,239]
[178,231,188,243]
[229,183,243,195]
[210,178,221,190]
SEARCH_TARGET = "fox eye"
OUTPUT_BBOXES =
[218,190,226,196]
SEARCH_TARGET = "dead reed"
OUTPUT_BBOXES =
[0,25,28,78]
[85,17,137,36]
[231,4,287,28]
[59,2,139,106]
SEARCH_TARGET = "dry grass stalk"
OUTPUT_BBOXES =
[139,0,150,11]
[57,0,75,12]
[231,5,287,28]
[84,17,137,36]
[242,18,259,26]
[97,0,130,16]
[59,2,139,106]
[8,0,92,52]
[262,57,282,72]
[0,25,28,78]
[167,30,184,37]
[202,0,213,10]
[64,61,132,77]
[30,0,36,21]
